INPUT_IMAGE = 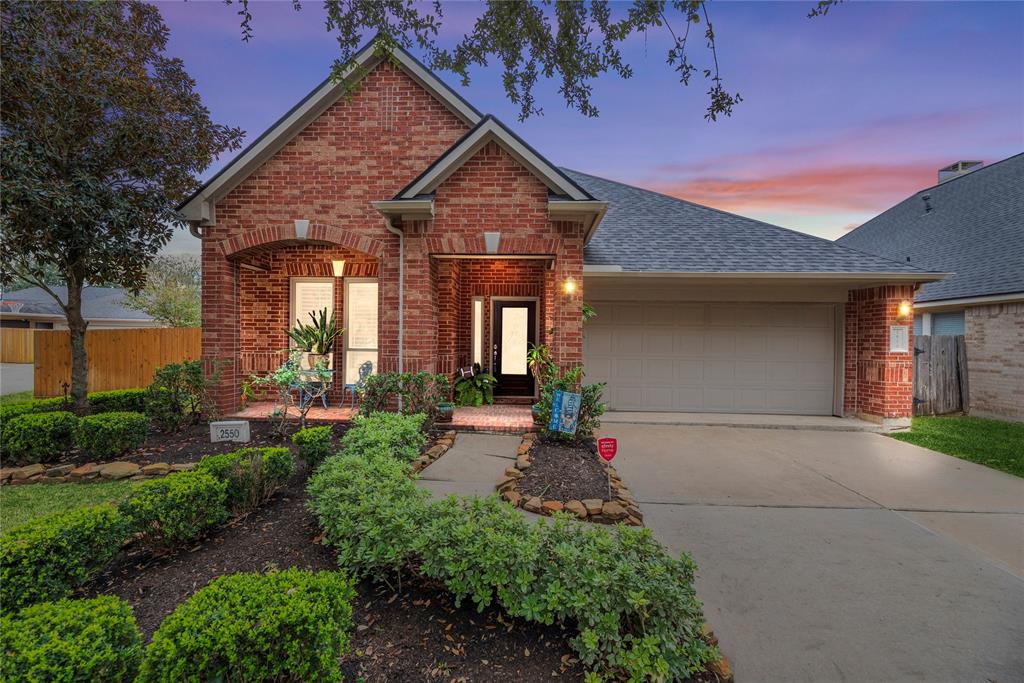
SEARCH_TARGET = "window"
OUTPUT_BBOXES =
[471,296,484,366]
[932,310,965,336]
[290,278,335,368]
[912,314,922,337]
[344,279,378,384]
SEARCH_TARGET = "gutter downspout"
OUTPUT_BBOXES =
[383,217,404,410]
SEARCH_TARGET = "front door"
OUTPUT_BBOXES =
[492,300,537,397]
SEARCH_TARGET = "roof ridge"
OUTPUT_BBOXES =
[903,150,1024,196]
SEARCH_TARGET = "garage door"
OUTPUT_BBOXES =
[584,302,837,415]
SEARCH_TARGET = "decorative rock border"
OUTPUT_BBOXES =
[497,433,644,526]
[0,460,195,487]
[411,430,457,474]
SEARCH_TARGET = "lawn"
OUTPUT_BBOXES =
[891,416,1024,478]
[0,479,134,530]
[0,390,33,404]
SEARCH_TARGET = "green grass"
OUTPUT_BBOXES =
[0,480,133,531]
[891,416,1024,478]
[0,390,34,405]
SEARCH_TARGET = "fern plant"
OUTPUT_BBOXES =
[453,364,497,407]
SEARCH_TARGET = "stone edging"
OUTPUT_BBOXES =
[411,430,457,473]
[0,461,195,486]
[496,433,644,526]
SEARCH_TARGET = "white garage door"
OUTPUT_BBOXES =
[584,302,837,415]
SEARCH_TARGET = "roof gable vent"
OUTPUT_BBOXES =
[938,160,983,183]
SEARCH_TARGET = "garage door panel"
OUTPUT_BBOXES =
[643,304,678,325]
[705,360,735,382]
[644,330,675,354]
[614,357,643,379]
[584,327,613,354]
[736,334,767,355]
[800,333,835,360]
[675,330,704,355]
[614,329,643,354]
[612,304,643,325]
[735,389,768,411]
[735,361,767,384]
[706,331,737,356]
[645,358,675,381]
[676,360,703,381]
[646,387,674,409]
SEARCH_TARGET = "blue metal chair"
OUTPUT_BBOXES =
[342,360,374,408]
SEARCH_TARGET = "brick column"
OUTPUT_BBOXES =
[201,240,240,415]
[844,285,916,427]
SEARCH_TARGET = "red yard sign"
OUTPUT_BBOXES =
[597,437,618,462]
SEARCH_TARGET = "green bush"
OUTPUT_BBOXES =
[88,388,146,413]
[536,365,607,441]
[145,360,217,432]
[0,396,68,423]
[0,505,128,611]
[1,410,78,464]
[292,425,333,470]
[195,447,293,513]
[0,596,142,682]
[75,411,148,458]
[119,471,228,549]
[138,569,355,683]
[338,412,426,463]
[357,371,450,423]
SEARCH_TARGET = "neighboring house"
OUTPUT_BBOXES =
[838,154,1024,421]
[179,38,944,429]
[0,286,158,330]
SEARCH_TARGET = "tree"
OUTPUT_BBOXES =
[227,0,842,122]
[0,1,243,410]
[124,255,202,327]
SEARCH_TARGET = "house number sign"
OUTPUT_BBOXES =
[210,420,251,443]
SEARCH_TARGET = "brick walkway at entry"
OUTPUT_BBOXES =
[229,402,535,433]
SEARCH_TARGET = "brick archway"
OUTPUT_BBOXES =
[221,222,388,260]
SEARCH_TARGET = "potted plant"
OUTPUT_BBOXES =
[436,401,454,422]
[453,364,497,406]
[286,308,342,369]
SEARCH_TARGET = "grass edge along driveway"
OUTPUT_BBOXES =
[890,415,1024,478]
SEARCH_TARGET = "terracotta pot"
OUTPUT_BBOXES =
[306,353,330,369]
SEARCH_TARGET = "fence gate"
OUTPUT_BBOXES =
[913,335,969,416]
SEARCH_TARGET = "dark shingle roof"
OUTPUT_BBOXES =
[565,169,930,274]
[836,153,1024,302]
[0,286,153,321]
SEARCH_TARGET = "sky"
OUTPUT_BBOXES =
[157,0,1024,253]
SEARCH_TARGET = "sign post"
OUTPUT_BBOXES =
[597,437,618,499]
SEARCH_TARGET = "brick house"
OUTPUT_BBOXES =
[839,155,1023,421]
[179,38,945,430]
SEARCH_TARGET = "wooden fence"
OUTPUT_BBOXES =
[1,329,34,363]
[913,334,969,416]
[33,328,201,397]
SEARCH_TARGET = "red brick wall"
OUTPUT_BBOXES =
[844,285,916,420]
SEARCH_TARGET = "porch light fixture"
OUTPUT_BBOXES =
[562,277,578,296]
[332,260,346,277]
[483,231,501,254]
[898,300,912,318]
[294,219,310,240]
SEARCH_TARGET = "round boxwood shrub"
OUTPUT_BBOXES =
[0,596,142,682]
[1,410,78,464]
[292,425,333,470]
[75,411,148,458]
[0,504,128,611]
[138,569,356,682]
[119,471,228,549]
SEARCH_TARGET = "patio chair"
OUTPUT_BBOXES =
[342,360,374,408]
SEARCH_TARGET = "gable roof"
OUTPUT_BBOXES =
[178,36,482,223]
[566,170,940,277]
[396,115,593,201]
[837,153,1024,302]
[0,286,153,322]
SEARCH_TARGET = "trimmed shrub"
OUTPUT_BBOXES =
[75,411,148,458]
[292,425,333,470]
[119,471,228,549]
[0,396,68,423]
[145,359,216,432]
[0,596,142,682]
[138,569,355,683]
[0,505,128,611]
[338,412,426,463]
[195,447,293,513]
[88,388,146,413]
[1,411,78,464]
[357,371,450,424]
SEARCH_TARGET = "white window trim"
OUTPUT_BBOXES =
[343,277,379,385]
[471,296,485,366]
[289,277,335,368]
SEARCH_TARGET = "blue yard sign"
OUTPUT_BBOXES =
[548,389,582,435]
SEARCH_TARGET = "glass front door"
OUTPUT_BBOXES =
[492,300,537,397]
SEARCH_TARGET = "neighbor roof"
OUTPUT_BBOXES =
[0,286,152,321]
[837,153,1024,302]
[567,170,937,276]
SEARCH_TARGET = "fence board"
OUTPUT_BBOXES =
[913,334,968,416]
[33,328,200,397]
[1,329,34,363]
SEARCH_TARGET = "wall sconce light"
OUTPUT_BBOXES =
[294,219,309,240]
[332,260,346,277]
[483,231,501,254]
[562,277,578,296]
[898,300,912,318]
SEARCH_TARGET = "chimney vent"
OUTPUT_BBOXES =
[922,194,933,213]
[938,160,982,183]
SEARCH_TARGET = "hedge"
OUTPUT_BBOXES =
[292,425,333,470]
[337,412,426,463]
[307,415,718,681]
[1,411,78,465]
[0,504,128,612]
[138,569,355,682]
[0,397,68,423]
[74,411,148,458]
[195,447,293,513]
[88,388,146,413]
[119,471,228,549]
[0,596,142,682]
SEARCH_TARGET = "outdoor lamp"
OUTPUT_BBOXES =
[563,277,578,295]
[898,300,912,318]
[332,260,346,277]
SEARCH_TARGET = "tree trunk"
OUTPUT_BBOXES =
[65,275,89,413]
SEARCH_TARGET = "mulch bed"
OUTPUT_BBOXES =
[82,461,585,682]
[517,438,612,502]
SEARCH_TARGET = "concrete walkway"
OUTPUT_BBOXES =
[416,432,520,499]
[604,423,1024,683]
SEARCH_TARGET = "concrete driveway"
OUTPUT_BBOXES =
[604,424,1024,683]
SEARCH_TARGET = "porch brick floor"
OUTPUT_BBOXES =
[228,402,536,434]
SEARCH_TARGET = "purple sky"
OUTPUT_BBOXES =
[158,1,1024,252]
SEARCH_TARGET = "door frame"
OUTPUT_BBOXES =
[490,296,540,398]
